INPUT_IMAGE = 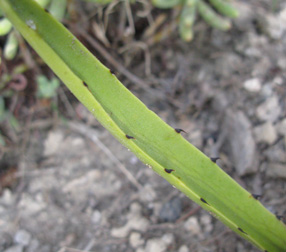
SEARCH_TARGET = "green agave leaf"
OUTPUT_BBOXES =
[0,0,285,251]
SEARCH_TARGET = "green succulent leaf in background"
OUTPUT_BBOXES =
[36,75,60,99]
[0,17,12,35]
[151,0,183,9]
[81,0,114,3]
[0,0,285,252]
[152,0,239,41]
[0,0,67,61]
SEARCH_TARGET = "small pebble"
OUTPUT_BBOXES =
[14,230,31,246]
[91,210,101,224]
[278,58,286,70]
[256,96,281,122]
[43,130,64,156]
[273,76,283,86]
[276,119,286,136]
[0,233,12,250]
[129,232,144,248]
[26,239,40,252]
[264,141,286,163]
[1,189,14,206]
[200,214,213,233]
[4,245,23,252]
[243,78,261,92]
[178,245,189,252]
[266,163,286,179]
[161,233,174,246]
[111,203,149,238]
[159,197,182,222]
[254,122,277,145]
[144,238,167,252]
[184,217,203,239]
[265,7,286,40]
[224,110,258,176]
[139,184,156,202]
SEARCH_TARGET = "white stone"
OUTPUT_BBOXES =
[4,245,23,252]
[254,122,277,145]
[63,170,101,193]
[91,210,101,224]
[178,245,189,252]
[27,239,40,252]
[18,194,46,215]
[266,8,286,40]
[139,184,156,202]
[273,76,283,86]
[184,217,203,239]
[200,214,213,233]
[276,119,286,136]
[129,232,144,248]
[1,189,13,205]
[161,233,174,246]
[14,230,31,246]
[266,163,286,179]
[224,110,258,176]
[261,83,273,97]
[145,238,167,252]
[256,96,281,122]
[43,130,64,156]
[243,78,261,92]
[111,203,149,238]
[278,58,286,70]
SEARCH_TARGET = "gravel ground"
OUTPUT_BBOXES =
[0,1,286,252]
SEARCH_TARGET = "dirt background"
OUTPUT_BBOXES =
[0,1,286,252]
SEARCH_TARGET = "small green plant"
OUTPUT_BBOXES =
[0,1,285,251]
[152,0,239,41]
[36,75,60,99]
[0,65,27,142]
[0,96,20,147]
